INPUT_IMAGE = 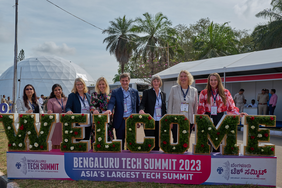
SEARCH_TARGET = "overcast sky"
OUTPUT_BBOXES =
[0,0,272,83]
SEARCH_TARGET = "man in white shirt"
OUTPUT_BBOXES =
[248,99,258,108]
[38,94,44,109]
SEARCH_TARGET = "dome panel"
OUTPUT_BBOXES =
[0,56,95,98]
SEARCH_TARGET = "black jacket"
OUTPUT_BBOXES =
[139,88,167,118]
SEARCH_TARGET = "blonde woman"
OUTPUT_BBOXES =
[90,77,113,142]
[167,70,198,142]
[65,78,91,140]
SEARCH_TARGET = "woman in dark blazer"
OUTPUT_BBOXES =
[65,78,91,140]
[139,75,166,151]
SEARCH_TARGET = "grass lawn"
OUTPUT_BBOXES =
[0,123,269,188]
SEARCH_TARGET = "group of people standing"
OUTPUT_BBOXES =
[1,95,13,112]
[233,88,278,115]
[16,71,246,151]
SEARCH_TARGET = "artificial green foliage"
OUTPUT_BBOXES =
[1,114,26,151]
[0,114,55,151]
[93,114,121,152]
[60,114,88,152]
[160,114,190,154]
[126,114,155,152]
[195,115,239,155]
[245,116,276,156]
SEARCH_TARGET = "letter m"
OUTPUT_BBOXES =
[193,114,239,155]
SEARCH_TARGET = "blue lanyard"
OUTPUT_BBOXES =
[56,97,64,112]
[181,86,189,101]
[28,101,35,110]
[78,94,87,108]
[124,93,129,101]
[156,92,161,106]
[211,90,218,105]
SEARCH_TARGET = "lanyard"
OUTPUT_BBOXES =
[124,93,129,101]
[156,92,161,106]
[56,97,64,112]
[211,90,218,105]
[78,94,87,108]
[28,101,35,110]
[181,86,189,101]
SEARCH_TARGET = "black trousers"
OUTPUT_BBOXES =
[115,119,126,150]
[205,112,224,152]
[76,125,92,142]
[144,121,160,151]
[172,123,194,143]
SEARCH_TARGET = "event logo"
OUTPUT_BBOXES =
[217,167,223,174]
[15,157,27,175]
[222,161,230,180]
[14,156,59,174]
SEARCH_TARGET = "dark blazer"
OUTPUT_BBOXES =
[107,87,140,130]
[139,88,167,118]
[65,92,91,113]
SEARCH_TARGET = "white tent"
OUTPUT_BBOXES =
[0,56,95,98]
[157,47,282,79]
[156,48,282,121]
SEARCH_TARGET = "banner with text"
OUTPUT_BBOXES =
[6,151,276,186]
[64,151,211,184]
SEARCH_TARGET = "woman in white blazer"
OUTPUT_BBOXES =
[167,70,198,143]
[17,84,43,114]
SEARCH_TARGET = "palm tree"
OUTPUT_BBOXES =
[103,16,137,73]
[252,0,282,50]
[132,12,177,75]
[193,22,239,59]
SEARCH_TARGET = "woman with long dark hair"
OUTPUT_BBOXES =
[47,84,67,149]
[17,84,43,113]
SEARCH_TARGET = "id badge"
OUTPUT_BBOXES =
[124,102,128,112]
[181,102,189,112]
[155,107,162,117]
[211,106,217,115]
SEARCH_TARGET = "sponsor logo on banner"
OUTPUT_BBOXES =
[14,156,59,174]
[7,152,69,179]
[64,152,211,184]
[207,157,276,186]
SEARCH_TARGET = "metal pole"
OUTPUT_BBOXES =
[18,67,22,99]
[167,42,169,67]
[223,67,226,88]
[12,0,18,112]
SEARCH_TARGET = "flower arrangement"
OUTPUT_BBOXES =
[1,114,55,151]
[160,114,190,154]
[194,115,239,155]
[244,116,276,156]
[93,114,121,152]
[126,114,155,152]
[60,114,88,152]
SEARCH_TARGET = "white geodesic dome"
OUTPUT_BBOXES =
[0,56,95,99]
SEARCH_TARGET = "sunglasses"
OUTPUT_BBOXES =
[25,88,33,91]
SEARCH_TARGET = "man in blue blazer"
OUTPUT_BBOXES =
[105,73,140,149]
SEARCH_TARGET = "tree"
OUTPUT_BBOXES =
[132,12,177,75]
[251,0,282,50]
[193,22,239,59]
[174,18,211,62]
[17,49,25,62]
[103,16,137,73]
